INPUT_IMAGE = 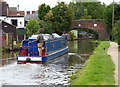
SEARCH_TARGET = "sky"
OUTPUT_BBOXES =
[4,0,120,11]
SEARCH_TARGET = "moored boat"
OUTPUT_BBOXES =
[17,34,69,64]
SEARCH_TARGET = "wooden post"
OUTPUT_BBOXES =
[0,30,2,66]
[11,34,14,57]
[112,0,115,41]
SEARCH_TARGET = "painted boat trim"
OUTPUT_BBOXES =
[18,56,42,61]
[17,46,68,63]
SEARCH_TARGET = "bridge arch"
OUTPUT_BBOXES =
[71,20,109,40]
[73,27,99,39]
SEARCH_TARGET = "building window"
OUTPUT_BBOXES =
[11,19,17,26]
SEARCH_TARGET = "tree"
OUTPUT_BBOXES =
[51,2,71,34]
[69,2,76,20]
[104,3,120,37]
[113,20,120,51]
[80,9,92,19]
[44,11,54,22]
[39,20,53,34]
[26,19,40,34]
[113,20,120,43]
[75,0,99,2]
[38,3,51,20]
[69,2,105,20]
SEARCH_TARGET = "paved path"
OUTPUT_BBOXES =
[107,42,118,85]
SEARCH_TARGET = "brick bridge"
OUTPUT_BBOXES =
[71,20,109,40]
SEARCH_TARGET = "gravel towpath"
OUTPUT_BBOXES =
[107,42,118,85]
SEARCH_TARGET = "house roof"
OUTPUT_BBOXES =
[0,20,16,37]
[24,11,39,21]
[7,11,25,17]
[0,20,16,28]
[9,7,17,11]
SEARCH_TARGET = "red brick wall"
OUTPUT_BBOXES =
[71,20,109,40]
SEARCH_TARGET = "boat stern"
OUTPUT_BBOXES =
[17,56,43,64]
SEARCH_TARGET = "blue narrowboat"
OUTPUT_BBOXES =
[17,34,69,64]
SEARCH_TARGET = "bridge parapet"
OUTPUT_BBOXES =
[71,20,109,40]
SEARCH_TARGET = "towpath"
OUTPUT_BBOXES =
[107,42,118,85]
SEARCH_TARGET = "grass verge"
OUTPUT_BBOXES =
[70,41,115,85]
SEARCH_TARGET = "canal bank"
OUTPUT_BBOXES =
[70,41,115,85]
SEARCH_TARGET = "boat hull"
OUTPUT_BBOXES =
[17,47,68,64]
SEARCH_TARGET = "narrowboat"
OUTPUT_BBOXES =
[17,34,69,64]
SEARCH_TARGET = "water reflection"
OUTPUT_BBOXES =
[0,40,97,85]
[68,40,96,65]
[68,40,95,55]
[1,51,17,66]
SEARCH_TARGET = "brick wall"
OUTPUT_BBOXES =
[71,20,109,40]
[0,2,2,16]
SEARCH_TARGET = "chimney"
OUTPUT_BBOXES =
[32,11,35,14]
[27,11,30,15]
[17,5,19,12]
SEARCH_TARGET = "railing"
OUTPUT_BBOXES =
[19,46,41,48]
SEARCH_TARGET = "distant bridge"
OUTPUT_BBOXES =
[71,20,109,40]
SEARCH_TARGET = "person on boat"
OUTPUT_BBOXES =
[20,36,29,56]
[21,36,29,46]
[22,36,29,42]
[29,29,44,56]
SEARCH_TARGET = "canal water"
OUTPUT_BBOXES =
[0,40,97,85]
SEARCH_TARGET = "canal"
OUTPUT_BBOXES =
[0,40,97,85]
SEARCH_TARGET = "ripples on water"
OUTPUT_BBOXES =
[0,54,81,85]
[0,40,97,85]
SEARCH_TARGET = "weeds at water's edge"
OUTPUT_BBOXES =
[69,41,115,85]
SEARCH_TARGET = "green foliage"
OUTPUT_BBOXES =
[39,20,53,34]
[68,2,76,20]
[51,2,71,34]
[26,19,40,34]
[80,9,92,19]
[38,3,51,20]
[75,0,99,2]
[104,3,120,36]
[70,41,115,85]
[69,2,105,20]
[113,20,120,42]
[44,11,54,22]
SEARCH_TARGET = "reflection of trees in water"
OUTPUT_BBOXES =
[77,40,95,53]
[1,51,18,65]
[68,40,96,54]
[68,40,97,66]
